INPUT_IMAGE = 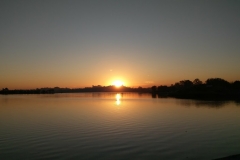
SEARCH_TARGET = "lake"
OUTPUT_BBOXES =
[0,93,240,160]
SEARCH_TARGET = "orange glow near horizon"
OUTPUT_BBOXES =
[112,80,124,87]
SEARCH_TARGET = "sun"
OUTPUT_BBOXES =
[113,80,123,87]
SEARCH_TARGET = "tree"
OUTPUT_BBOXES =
[205,78,230,87]
[232,81,240,89]
[158,85,168,92]
[1,88,9,94]
[151,86,157,92]
[179,80,193,87]
[193,78,202,85]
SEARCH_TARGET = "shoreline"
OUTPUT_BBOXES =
[213,154,240,160]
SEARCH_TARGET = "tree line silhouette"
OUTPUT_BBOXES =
[0,85,151,95]
[1,78,240,100]
[152,78,240,100]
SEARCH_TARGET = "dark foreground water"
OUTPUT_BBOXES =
[0,93,240,160]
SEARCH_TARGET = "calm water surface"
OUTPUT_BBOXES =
[0,93,240,160]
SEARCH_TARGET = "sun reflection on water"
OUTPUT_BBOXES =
[115,93,121,105]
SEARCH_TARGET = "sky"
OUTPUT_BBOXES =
[1,0,240,89]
